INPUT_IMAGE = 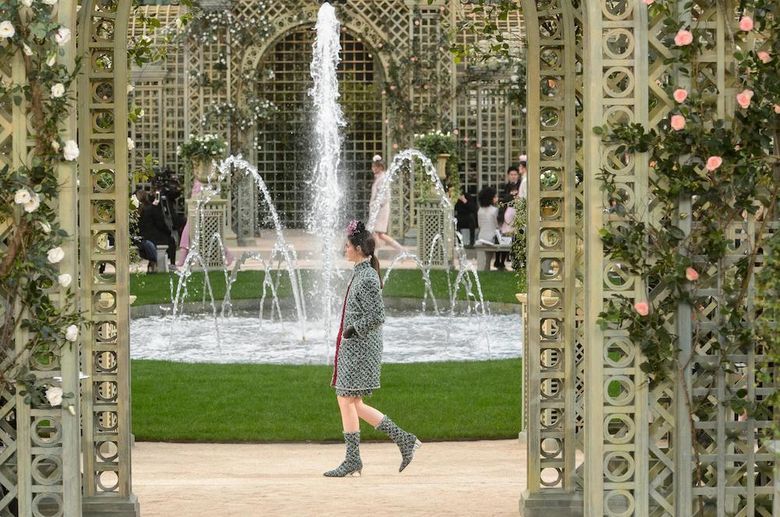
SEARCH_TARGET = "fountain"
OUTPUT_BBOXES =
[130,2,522,365]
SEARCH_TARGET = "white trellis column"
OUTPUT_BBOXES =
[78,0,140,514]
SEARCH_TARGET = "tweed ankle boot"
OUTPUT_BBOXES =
[375,415,422,472]
[324,431,363,477]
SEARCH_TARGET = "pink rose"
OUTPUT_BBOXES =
[775,104,780,114]
[634,301,650,316]
[685,267,699,282]
[674,29,693,46]
[739,16,753,31]
[705,156,722,171]
[673,89,688,103]
[670,114,686,131]
[757,51,771,63]
[643,0,654,4]
[736,89,754,109]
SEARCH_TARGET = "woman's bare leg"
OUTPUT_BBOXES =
[336,396,360,432]
[374,232,404,252]
[355,398,384,427]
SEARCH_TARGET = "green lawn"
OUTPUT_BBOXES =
[132,359,523,442]
[130,269,524,307]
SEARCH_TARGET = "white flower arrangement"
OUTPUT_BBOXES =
[63,139,79,160]
[58,273,72,288]
[0,21,15,39]
[51,83,65,98]
[45,386,63,406]
[177,134,227,162]
[47,246,65,264]
[64,324,78,342]
[54,26,71,46]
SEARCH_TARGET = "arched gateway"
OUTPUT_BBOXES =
[0,0,775,515]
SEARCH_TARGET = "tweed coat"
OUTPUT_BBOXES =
[331,260,385,394]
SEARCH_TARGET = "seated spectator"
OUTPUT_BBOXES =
[476,186,500,253]
[132,191,161,272]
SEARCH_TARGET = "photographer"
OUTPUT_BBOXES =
[139,181,177,267]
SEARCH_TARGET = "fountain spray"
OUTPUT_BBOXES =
[308,2,345,354]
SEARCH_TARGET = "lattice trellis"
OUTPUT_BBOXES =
[0,1,82,515]
[521,0,778,515]
[253,26,384,228]
[417,203,455,266]
[453,2,526,194]
[78,0,138,514]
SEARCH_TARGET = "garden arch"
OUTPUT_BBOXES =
[2,0,775,516]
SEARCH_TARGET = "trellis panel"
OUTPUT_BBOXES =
[0,2,82,515]
[78,0,139,514]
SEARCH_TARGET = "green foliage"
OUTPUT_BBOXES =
[0,0,87,394]
[596,0,779,417]
[176,134,227,163]
[382,6,455,147]
[180,4,276,153]
[756,231,780,432]
[449,1,522,63]
[509,197,527,289]
[413,131,460,197]
[132,358,522,442]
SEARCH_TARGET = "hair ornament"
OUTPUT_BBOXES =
[346,219,365,237]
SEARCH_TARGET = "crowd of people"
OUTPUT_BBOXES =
[454,156,527,270]
[132,155,528,273]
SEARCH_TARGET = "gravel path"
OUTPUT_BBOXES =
[132,439,526,516]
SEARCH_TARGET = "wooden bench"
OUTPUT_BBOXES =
[473,241,512,271]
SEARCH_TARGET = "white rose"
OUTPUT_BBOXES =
[130,195,140,208]
[51,140,60,151]
[45,386,63,406]
[127,137,135,151]
[65,324,78,342]
[23,192,40,213]
[127,83,134,93]
[54,27,71,46]
[51,83,65,98]
[46,53,56,66]
[42,0,57,4]
[39,221,51,234]
[22,43,33,56]
[14,189,32,205]
[58,273,72,287]
[47,246,65,264]
[62,140,79,161]
[0,21,15,39]
[21,0,33,7]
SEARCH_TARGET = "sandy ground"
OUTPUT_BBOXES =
[132,439,526,516]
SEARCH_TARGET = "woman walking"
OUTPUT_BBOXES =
[325,220,421,477]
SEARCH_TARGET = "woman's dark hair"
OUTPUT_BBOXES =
[347,221,383,288]
[478,186,497,208]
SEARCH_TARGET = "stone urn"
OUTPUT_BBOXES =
[435,153,450,180]
[191,159,216,185]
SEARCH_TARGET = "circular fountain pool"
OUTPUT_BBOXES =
[130,312,522,364]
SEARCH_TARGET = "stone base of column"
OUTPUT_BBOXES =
[519,490,583,516]
[82,495,140,517]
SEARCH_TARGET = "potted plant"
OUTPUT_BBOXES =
[413,130,460,201]
[177,134,227,183]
